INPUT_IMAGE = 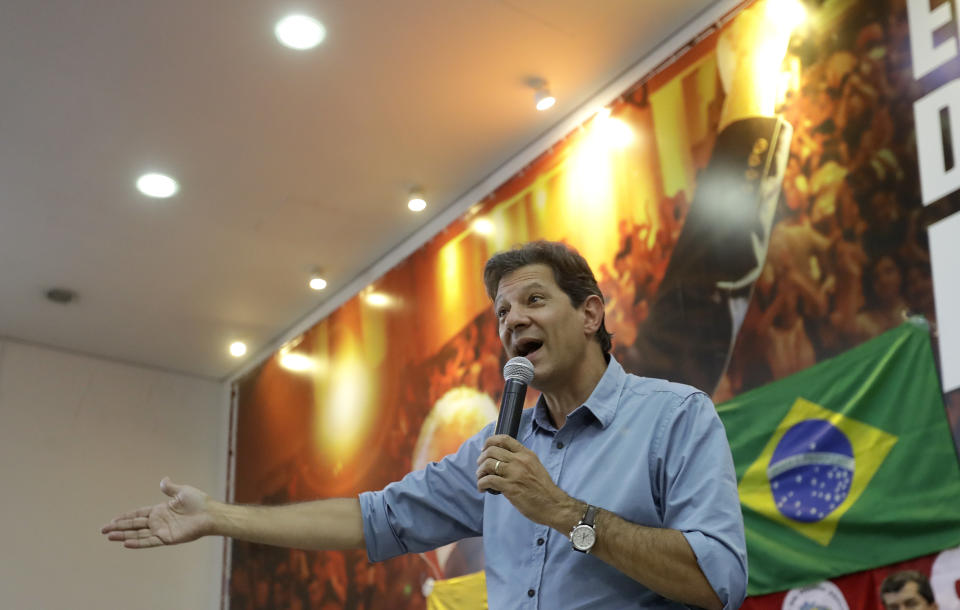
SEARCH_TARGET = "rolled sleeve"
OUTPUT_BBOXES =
[683,529,747,610]
[359,489,404,562]
[656,392,748,610]
[359,424,492,563]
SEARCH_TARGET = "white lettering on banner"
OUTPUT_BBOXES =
[929,213,960,393]
[914,80,960,205]
[907,0,958,79]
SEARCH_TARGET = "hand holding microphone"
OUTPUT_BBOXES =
[486,356,534,495]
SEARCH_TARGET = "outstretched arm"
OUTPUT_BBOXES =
[101,477,365,551]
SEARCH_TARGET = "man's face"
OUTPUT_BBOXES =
[494,264,594,392]
[882,581,937,610]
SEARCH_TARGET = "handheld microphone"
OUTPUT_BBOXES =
[487,356,534,495]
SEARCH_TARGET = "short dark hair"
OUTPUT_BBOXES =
[881,571,935,605]
[483,240,612,354]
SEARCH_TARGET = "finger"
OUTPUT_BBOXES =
[124,535,163,549]
[107,530,135,541]
[475,445,514,466]
[101,507,152,533]
[108,527,150,541]
[475,457,507,480]
[160,477,180,498]
[121,528,152,541]
[483,434,525,453]
[107,516,150,532]
[161,478,188,511]
[477,473,506,494]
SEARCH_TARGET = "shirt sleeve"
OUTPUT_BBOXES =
[359,422,493,562]
[653,391,748,610]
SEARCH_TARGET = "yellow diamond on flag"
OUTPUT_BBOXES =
[739,397,897,546]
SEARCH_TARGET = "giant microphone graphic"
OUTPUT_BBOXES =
[487,356,534,495]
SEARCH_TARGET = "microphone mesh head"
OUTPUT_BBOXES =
[503,356,534,384]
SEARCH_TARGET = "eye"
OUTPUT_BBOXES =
[529,294,543,304]
[496,307,508,319]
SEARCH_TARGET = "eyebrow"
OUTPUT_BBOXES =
[494,281,549,308]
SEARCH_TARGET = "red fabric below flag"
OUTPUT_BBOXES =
[742,546,960,610]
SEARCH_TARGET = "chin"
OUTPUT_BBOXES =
[530,369,555,390]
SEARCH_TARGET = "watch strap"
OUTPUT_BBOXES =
[581,504,597,527]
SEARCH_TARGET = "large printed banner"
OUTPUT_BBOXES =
[228,0,960,608]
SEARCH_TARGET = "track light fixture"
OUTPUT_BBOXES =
[525,76,556,111]
[535,88,556,111]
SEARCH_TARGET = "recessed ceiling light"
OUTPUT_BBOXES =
[275,15,326,50]
[309,276,327,290]
[229,341,247,357]
[136,173,178,198]
[408,190,427,212]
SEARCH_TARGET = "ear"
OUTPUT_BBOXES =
[581,294,604,337]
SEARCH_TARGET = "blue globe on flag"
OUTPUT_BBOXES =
[767,419,855,523]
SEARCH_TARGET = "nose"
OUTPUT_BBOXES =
[502,307,529,333]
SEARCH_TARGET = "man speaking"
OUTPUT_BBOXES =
[103,241,746,609]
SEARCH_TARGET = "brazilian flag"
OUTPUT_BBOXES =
[716,320,960,595]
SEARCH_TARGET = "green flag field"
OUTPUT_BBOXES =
[716,320,960,595]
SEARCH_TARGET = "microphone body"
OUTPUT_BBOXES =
[487,356,534,495]
[493,378,527,439]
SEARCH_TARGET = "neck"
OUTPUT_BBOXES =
[541,349,608,429]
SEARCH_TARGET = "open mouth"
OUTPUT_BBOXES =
[515,339,543,358]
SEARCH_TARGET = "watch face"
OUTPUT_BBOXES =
[571,524,595,550]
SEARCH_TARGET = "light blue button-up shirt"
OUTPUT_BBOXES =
[360,356,746,609]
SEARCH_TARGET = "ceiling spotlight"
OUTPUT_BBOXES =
[229,341,247,357]
[472,218,495,235]
[309,271,327,290]
[275,15,326,50]
[365,292,390,307]
[280,351,314,372]
[408,190,427,212]
[136,173,178,198]
[535,89,556,111]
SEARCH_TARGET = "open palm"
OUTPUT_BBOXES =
[101,478,211,549]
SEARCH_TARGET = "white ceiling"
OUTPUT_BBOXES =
[0,0,718,380]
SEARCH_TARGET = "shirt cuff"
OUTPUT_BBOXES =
[359,490,406,562]
[682,529,748,610]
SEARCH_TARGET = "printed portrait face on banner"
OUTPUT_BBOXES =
[228,0,960,608]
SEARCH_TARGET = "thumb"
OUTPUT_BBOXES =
[160,477,184,509]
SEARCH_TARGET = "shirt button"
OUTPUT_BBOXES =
[528,589,536,597]
[556,441,564,449]
[537,537,544,546]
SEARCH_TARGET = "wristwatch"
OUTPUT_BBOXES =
[570,504,598,553]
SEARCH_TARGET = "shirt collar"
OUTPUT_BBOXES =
[530,355,625,432]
